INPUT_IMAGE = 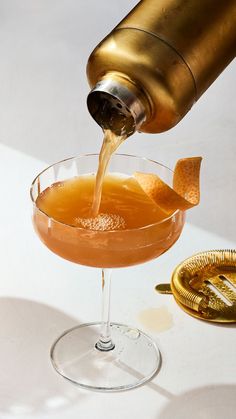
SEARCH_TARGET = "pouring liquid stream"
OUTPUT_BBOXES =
[91,129,127,217]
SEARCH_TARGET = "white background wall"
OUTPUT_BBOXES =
[0,0,235,241]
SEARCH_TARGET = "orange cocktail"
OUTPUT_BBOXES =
[31,153,186,392]
[33,168,185,268]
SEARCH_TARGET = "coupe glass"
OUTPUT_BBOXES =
[30,154,185,391]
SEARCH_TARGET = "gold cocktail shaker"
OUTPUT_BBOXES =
[87,0,236,136]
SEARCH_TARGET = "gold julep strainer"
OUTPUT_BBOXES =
[156,249,236,323]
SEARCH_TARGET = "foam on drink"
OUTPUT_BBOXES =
[75,213,126,231]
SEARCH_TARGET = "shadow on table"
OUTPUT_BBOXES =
[158,384,236,419]
[0,297,87,415]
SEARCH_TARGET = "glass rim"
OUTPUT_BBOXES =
[30,153,182,233]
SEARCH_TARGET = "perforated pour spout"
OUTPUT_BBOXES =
[87,78,146,137]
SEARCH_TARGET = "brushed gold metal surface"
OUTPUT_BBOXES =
[87,0,236,133]
[155,284,172,294]
[118,0,236,97]
[170,250,236,322]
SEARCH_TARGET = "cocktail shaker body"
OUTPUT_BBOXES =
[87,0,236,134]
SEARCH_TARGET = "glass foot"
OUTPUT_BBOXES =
[50,322,161,392]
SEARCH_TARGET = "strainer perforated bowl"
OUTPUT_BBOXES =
[156,250,236,323]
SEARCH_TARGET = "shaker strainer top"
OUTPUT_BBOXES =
[87,78,146,137]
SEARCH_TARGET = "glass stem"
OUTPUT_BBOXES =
[95,269,115,351]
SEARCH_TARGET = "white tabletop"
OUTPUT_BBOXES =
[0,1,235,418]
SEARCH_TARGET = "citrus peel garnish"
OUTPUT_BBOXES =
[134,157,202,214]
